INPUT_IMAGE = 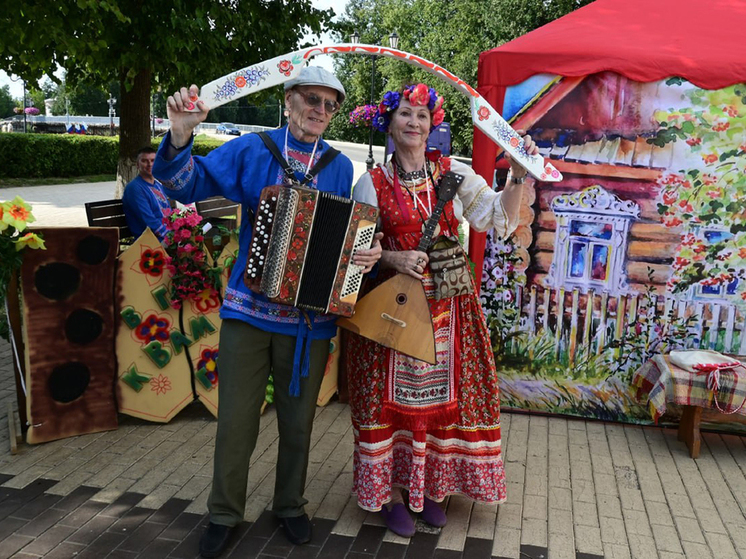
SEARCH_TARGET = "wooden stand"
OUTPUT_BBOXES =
[6,402,22,454]
[677,405,702,458]
[6,273,27,437]
[677,404,746,458]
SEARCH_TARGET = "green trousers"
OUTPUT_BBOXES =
[207,319,329,526]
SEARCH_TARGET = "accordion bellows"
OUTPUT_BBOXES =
[244,184,378,317]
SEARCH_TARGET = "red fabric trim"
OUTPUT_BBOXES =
[478,0,746,90]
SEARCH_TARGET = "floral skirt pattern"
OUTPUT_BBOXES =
[347,286,507,512]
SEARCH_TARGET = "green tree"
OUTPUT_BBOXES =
[0,85,15,118]
[1,1,332,192]
[326,0,592,155]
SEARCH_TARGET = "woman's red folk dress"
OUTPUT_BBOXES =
[347,158,507,512]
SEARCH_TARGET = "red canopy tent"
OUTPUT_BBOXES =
[470,0,746,271]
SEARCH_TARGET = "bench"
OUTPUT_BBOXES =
[84,199,134,246]
[633,354,746,458]
[194,196,241,231]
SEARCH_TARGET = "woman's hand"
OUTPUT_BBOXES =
[166,85,209,147]
[352,232,384,273]
[381,249,429,280]
[504,129,539,180]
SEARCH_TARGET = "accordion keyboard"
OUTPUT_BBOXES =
[261,187,297,298]
[340,223,375,298]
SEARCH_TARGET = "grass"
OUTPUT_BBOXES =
[0,174,117,188]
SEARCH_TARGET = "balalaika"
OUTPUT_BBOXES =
[244,184,378,317]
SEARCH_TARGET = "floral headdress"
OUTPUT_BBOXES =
[349,83,445,133]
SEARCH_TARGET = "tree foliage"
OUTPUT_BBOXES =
[325,0,593,155]
[0,0,333,189]
[0,85,14,118]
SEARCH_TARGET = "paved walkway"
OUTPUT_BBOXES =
[2,173,746,557]
[2,332,746,558]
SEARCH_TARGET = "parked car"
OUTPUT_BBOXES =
[216,122,241,136]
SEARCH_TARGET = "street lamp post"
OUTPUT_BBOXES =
[107,95,117,136]
[351,31,399,171]
[22,81,27,133]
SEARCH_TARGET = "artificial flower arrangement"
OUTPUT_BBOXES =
[161,207,223,310]
[1,197,45,340]
[348,83,445,133]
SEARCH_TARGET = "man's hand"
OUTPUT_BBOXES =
[167,84,209,147]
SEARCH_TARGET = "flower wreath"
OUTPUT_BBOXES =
[349,83,445,133]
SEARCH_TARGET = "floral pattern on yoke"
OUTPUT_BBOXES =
[212,66,270,103]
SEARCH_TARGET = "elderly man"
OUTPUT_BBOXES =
[122,146,170,240]
[153,66,380,557]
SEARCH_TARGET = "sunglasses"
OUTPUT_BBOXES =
[295,90,340,114]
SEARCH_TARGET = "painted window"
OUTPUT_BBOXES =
[568,221,613,282]
[693,228,738,299]
[548,186,639,295]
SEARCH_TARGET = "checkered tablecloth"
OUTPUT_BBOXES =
[632,354,746,422]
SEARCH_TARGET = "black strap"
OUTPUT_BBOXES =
[257,131,339,186]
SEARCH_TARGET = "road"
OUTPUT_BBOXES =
[0,138,386,227]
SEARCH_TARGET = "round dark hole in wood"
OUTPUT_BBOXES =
[34,263,80,301]
[65,309,103,345]
[77,235,111,265]
[48,362,90,403]
[396,293,407,305]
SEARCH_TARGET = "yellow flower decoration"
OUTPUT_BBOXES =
[1,196,35,232]
[14,232,46,251]
[0,203,8,233]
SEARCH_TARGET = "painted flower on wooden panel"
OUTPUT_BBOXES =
[135,314,171,344]
[193,288,220,314]
[197,348,219,387]
[139,248,166,277]
[150,373,172,395]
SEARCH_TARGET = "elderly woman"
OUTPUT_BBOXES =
[348,83,538,537]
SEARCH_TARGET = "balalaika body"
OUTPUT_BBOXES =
[244,184,378,317]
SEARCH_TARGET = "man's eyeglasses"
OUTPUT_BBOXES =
[295,90,340,114]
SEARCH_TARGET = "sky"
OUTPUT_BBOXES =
[0,0,349,100]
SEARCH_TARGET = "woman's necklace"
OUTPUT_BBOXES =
[396,164,427,182]
[395,158,439,236]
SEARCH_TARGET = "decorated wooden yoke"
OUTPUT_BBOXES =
[185,43,562,183]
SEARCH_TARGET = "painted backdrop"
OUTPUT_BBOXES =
[480,73,746,427]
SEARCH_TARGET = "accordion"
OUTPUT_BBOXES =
[244,184,379,317]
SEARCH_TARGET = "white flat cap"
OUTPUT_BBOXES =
[284,66,346,103]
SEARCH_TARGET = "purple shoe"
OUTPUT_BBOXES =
[380,503,416,538]
[421,497,447,527]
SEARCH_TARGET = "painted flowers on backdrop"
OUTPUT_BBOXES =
[652,81,746,299]
[480,230,526,355]
[1,197,45,340]
[162,208,222,310]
